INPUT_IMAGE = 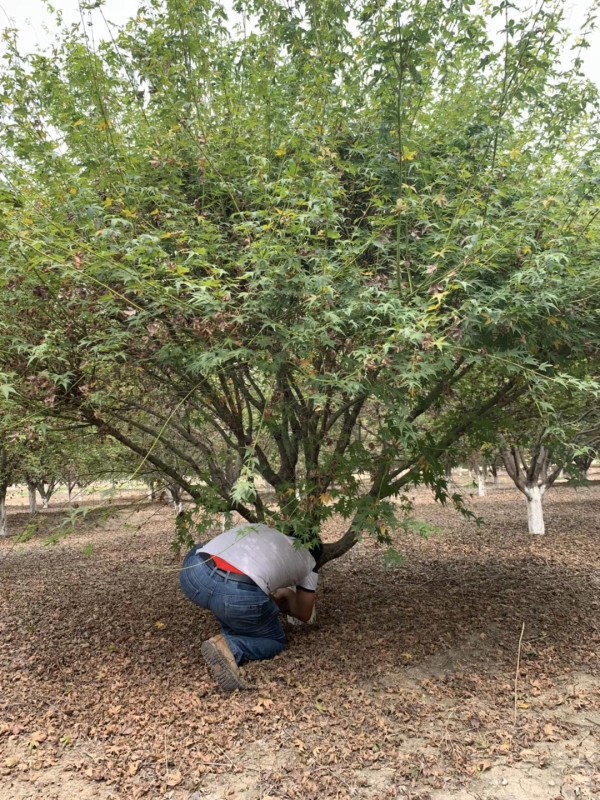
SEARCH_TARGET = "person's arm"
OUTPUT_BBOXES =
[272,587,316,623]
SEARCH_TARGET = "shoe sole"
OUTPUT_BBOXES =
[201,640,245,693]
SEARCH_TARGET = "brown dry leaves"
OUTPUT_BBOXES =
[0,484,599,798]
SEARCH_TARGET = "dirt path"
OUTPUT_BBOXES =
[1,485,599,799]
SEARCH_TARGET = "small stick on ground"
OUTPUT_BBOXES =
[514,622,525,723]
[164,730,169,779]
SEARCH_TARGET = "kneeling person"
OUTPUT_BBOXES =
[180,523,321,692]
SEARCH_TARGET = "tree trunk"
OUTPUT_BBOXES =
[0,484,7,537]
[477,464,486,497]
[171,485,184,514]
[66,480,79,505]
[168,485,182,513]
[28,482,37,514]
[573,451,595,478]
[500,443,561,536]
[490,463,499,486]
[524,485,546,535]
[320,523,359,566]
[36,480,57,510]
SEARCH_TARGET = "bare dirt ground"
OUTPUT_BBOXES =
[1,480,599,800]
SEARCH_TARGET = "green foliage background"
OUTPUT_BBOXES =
[1,0,599,556]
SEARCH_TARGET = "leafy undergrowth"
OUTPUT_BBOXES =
[1,484,599,800]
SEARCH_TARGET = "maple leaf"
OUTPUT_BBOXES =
[252,697,274,714]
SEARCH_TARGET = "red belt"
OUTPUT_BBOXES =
[197,552,257,586]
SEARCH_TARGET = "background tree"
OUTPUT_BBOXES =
[0,395,31,535]
[0,0,599,558]
[0,444,17,537]
[573,447,598,478]
[0,388,152,534]
[500,433,562,535]
[499,377,600,533]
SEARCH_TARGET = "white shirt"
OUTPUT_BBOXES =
[202,523,319,596]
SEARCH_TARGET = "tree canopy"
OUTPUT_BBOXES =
[1,0,599,558]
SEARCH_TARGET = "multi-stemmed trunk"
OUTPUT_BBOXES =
[77,358,519,566]
[35,479,58,510]
[468,456,487,496]
[26,474,57,511]
[160,485,184,515]
[500,442,561,535]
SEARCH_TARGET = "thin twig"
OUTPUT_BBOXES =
[514,622,525,723]
[164,730,168,779]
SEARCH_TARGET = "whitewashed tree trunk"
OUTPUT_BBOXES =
[161,485,184,514]
[500,441,561,536]
[171,486,183,514]
[468,455,488,496]
[28,483,37,514]
[36,479,58,510]
[524,485,546,535]
[0,496,6,537]
[477,465,487,497]
[0,481,8,537]
[0,450,11,535]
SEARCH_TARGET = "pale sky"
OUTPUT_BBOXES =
[1,0,599,86]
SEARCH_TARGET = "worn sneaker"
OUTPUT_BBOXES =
[201,634,245,693]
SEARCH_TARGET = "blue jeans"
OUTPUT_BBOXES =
[179,547,287,665]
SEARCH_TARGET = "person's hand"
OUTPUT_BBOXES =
[271,588,292,614]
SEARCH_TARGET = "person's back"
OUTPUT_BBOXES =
[202,523,319,595]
